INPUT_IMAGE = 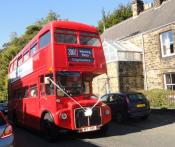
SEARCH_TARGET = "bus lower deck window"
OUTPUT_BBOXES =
[30,85,38,97]
[45,74,54,96]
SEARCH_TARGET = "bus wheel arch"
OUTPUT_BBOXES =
[40,111,57,142]
[41,110,54,121]
[40,110,55,129]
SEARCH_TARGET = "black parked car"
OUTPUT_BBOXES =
[101,92,151,123]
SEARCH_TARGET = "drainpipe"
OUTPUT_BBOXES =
[106,74,111,94]
[141,33,148,90]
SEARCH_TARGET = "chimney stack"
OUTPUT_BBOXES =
[132,0,144,17]
[144,3,153,11]
[154,0,166,7]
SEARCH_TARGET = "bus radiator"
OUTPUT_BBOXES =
[75,107,101,128]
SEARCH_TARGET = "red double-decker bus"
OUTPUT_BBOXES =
[8,21,111,139]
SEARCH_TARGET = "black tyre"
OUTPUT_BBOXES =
[41,113,57,142]
[141,115,149,120]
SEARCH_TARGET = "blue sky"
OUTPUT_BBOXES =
[0,0,152,48]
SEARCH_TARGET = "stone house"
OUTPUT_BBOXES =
[92,41,143,97]
[93,0,175,97]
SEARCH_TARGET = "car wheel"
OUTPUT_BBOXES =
[141,115,149,120]
[41,113,57,142]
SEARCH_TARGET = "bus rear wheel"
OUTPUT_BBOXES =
[41,113,57,142]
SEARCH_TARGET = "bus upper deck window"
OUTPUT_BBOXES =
[31,44,37,55]
[13,60,17,70]
[55,29,77,44]
[39,31,51,49]
[80,32,100,46]
[23,51,29,62]
[18,56,23,67]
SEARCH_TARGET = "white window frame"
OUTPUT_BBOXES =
[164,73,175,90]
[160,31,174,57]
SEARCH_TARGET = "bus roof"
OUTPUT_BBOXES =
[9,20,98,65]
[51,20,97,32]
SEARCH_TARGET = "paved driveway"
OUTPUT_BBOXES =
[14,113,175,147]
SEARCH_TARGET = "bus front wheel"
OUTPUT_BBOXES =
[41,113,57,142]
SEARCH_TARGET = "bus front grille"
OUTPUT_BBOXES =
[75,107,101,128]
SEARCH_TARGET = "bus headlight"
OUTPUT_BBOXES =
[60,112,67,120]
[105,109,110,115]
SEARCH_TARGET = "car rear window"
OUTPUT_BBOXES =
[0,115,6,126]
[127,93,146,102]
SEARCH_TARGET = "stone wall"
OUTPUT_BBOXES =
[126,34,143,49]
[143,24,175,89]
[122,24,175,90]
[92,61,143,97]
[96,23,175,94]
[119,61,144,92]
[99,21,175,91]
[92,62,119,97]
[92,74,108,97]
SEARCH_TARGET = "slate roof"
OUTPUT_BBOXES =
[101,0,175,41]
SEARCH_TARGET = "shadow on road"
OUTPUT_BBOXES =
[14,127,100,147]
[106,113,175,136]
[13,113,175,147]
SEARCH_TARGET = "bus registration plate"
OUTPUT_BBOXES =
[80,126,99,132]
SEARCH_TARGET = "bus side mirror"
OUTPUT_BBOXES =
[44,77,50,84]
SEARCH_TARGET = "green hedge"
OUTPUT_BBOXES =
[143,89,175,108]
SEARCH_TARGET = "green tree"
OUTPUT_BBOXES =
[98,3,132,34]
[35,10,60,27]
[0,11,60,99]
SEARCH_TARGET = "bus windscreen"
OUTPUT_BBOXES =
[56,71,82,97]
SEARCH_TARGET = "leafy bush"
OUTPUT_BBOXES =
[143,89,175,108]
[0,11,60,100]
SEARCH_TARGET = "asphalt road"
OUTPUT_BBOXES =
[14,113,175,147]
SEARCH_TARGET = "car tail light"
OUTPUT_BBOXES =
[1,125,13,138]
